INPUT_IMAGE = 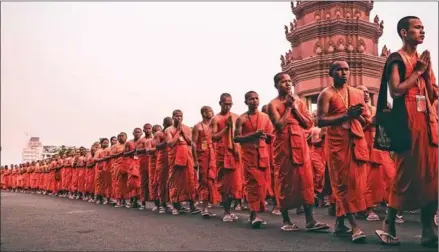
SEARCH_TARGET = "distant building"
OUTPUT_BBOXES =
[21,137,43,163]
[21,137,82,162]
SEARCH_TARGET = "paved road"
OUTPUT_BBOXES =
[1,191,436,251]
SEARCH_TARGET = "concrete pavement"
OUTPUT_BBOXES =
[1,191,436,251]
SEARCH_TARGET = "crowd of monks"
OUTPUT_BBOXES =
[1,16,438,248]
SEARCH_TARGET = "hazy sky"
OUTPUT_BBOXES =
[1,2,438,165]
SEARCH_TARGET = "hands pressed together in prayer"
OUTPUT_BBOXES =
[347,103,364,119]
[416,50,430,77]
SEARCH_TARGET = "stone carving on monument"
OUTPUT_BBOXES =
[347,39,355,53]
[357,39,366,53]
[337,38,345,52]
[280,55,286,67]
[314,41,323,55]
[335,7,342,18]
[326,40,335,53]
[374,15,380,24]
[284,25,289,35]
[344,9,351,19]
[325,11,331,20]
[290,1,294,11]
[355,10,361,19]
[315,11,321,21]
[380,45,390,57]
[380,20,384,29]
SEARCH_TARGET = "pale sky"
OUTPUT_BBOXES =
[1,2,438,165]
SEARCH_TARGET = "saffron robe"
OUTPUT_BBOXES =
[214,113,243,200]
[326,86,370,217]
[167,125,196,203]
[240,112,274,212]
[388,50,438,210]
[195,122,219,204]
[155,147,169,204]
[273,98,315,210]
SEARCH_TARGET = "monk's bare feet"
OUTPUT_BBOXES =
[375,219,400,246]
[272,208,281,216]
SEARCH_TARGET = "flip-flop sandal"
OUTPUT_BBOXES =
[434,214,438,226]
[375,230,400,246]
[280,223,299,232]
[367,213,380,221]
[251,218,262,229]
[334,227,353,236]
[306,222,330,232]
[352,231,367,243]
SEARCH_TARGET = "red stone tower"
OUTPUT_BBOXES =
[281,1,391,109]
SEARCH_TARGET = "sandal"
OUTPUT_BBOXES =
[352,230,367,243]
[367,212,380,221]
[375,230,400,246]
[306,222,330,232]
[280,223,299,232]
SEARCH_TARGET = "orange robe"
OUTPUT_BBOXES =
[273,100,315,211]
[215,114,243,200]
[388,51,438,210]
[148,150,158,201]
[104,158,113,198]
[380,152,395,203]
[155,147,169,204]
[195,123,219,204]
[364,107,387,207]
[240,112,274,212]
[94,160,106,196]
[71,166,78,192]
[85,156,96,194]
[127,156,141,198]
[139,153,149,201]
[326,87,370,217]
[167,126,196,203]
[114,156,128,199]
[310,128,326,195]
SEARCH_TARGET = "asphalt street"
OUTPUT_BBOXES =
[1,191,437,251]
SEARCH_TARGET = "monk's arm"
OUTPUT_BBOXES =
[388,63,422,98]
[268,102,292,131]
[166,130,181,148]
[210,117,229,142]
[233,117,261,143]
[292,101,313,130]
[317,91,349,127]
[191,126,199,163]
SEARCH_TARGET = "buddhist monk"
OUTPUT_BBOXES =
[355,85,386,221]
[309,111,327,208]
[268,72,329,233]
[166,110,200,215]
[146,126,160,211]
[317,61,370,242]
[94,138,109,204]
[137,124,153,210]
[71,150,80,199]
[153,121,171,213]
[192,106,218,218]
[375,16,438,247]
[112,133,128,207]
[262,104,280,215]
[104,137,117,204]
[86,142,99,202]
[234,91,274,228]
[211,93,243,222]
[76,147,87,200]
[125,128,142,208]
